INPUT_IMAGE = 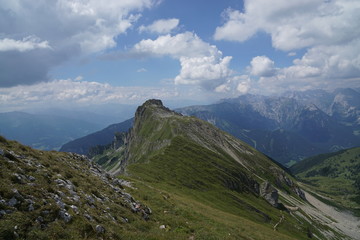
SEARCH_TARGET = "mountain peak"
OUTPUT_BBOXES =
[142,99,164,107]
[136,99,167,115]
[134,99,180,123]
[304,104,320,112]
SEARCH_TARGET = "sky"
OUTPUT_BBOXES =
[0,0,360,112]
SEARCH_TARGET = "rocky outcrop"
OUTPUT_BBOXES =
[271,167,306,200]
[260,181,279,208]
[0,140,151,239]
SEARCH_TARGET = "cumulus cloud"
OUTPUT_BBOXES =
[0,36,51,52]
[133,32,221,58]
[236,80,251,94]
[0,0,156,87]
[249,56,276,77]
[132,32,236,91]
[139,18,179,34]
[175,56,233,89]
[215,0,360,93]
[215,0,360,50]
[214,75,251,95]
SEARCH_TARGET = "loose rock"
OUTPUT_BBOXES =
[96,225,105,234]
[8,197,18,207]
[59,210,72,223]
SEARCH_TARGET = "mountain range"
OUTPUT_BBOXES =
[179,88,360,165]
[1,99,359,239]
[0,111,103,150]
[61,88,360,166]
[91,99,359,239]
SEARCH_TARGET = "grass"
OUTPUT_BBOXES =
[92,102,344,239]
[1,137,308,239]
[291,147,360,215]
[124,136,326,239]
[122,179,298,240]
[0,138,158,239]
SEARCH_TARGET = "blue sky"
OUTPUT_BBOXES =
[0,0,360,111]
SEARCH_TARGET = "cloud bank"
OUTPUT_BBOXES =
[0,0,156,87]
[0,78,178,111]
[215,0,360,93]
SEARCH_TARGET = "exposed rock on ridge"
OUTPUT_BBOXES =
[0,137,151,239]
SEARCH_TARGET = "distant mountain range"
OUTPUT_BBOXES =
[0,112,103,150]
[61,88,360,166]
[178,88,360,165]
[60,119,133,155]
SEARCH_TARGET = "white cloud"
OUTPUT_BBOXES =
[237,80,251,94]
[215,0,360,93]
[215,0,360,51]
[214,8,258,42]
[133,32,235,90]
[214,75,251,94]
[74,75,83,81]
[139,18,179,34]
[0,36,51,52]
[249,56,276,77]
[134,32,221,58]
[175,56,233,89]
[0,0,157,87]
[0,78,178,109]
[137,68,147,73]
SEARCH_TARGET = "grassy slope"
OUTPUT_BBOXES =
[291,147,360,214]
[93,101,346,239]
[118,103,331,239]
[0,136,167,239]
[125,136,313,240]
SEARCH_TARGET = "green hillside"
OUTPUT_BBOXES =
[94,100,349,239]
[291,147,360,215]
[0,132,324,240]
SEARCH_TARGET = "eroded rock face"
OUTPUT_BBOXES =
[260,181,279,208]
[274,169,307,200]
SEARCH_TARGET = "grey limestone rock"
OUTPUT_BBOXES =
[59,210,72,223]
[95,225,105,234]
[8,197,18,207]
[260,181,279,208]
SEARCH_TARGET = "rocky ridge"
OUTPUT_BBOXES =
[96,100,307,213]
[93,99,356,239]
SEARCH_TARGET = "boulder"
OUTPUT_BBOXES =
[59,210,72,223]
[96,225,105,234]
[260,181,279,208]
